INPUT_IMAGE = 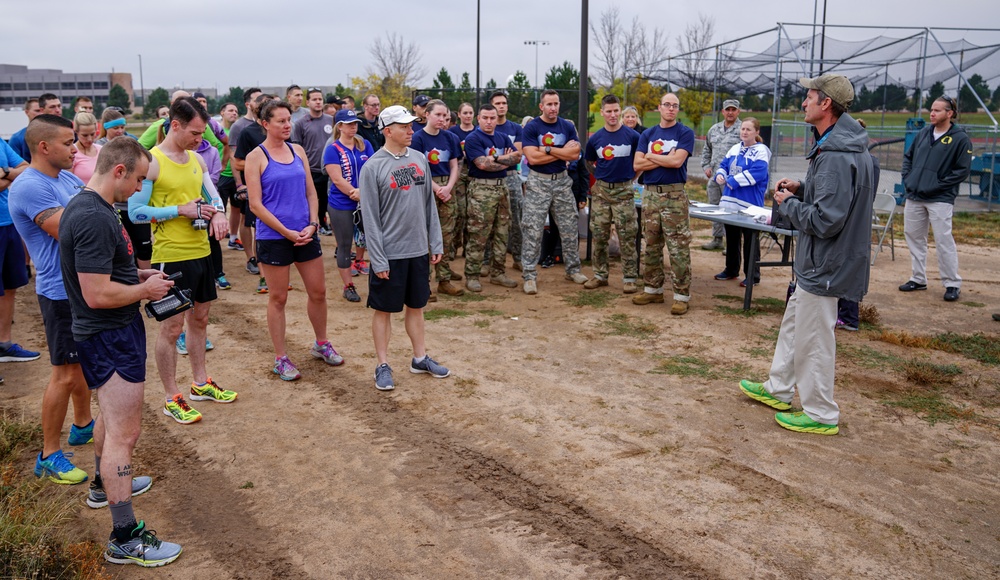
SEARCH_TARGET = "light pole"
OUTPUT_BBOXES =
[137,54,145,117]
[523,40,550,88]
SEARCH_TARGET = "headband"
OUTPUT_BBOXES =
[103,118,126,129]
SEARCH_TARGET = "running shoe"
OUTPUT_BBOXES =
[350,263,359,277]
[87,475,153,509]
[175,332,187,355]
[343,284,361,302]
[104,520,182,567]
[256,276,268,294]
[310,341,344,366]
[410,355,450,378]
[835,319,858,332]
[272,356,301,381]
[353,260,370,275]
[738,380,792,411]
[68,419,95,446]
[34,449,88,484]
[0,343,41,362]
[190,378,238,403]
[215,275,232,290]
[163,394,202,424]
[206,337,214,351]
[318,226,333,236]
[374,363,395,391]
[228,238,244,251]
[246,257,260,275]
[775,411,839,435]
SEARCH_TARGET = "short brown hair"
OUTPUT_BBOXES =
[95,135,152,176]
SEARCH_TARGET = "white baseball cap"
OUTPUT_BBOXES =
[378,105,418,130]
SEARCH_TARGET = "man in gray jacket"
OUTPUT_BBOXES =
[359,105,450,391]
[738,74,874,436]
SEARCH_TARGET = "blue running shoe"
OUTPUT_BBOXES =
[34,449,88,484]
[87,475,153,509]
[0,343,41,362]
[175,333,187,355]
[410,355,450,378]
[68,419,95,446]
[104,520,182,567]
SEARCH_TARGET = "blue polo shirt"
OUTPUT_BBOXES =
[522,117,579,174]
[464,128,510,179]
[637,123,695,185]
[0,139,26,226]
[411,129,461,178]
[585,126,640,183]
[8,168,82,300]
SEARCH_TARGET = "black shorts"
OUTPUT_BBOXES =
[118,210,152,262]
[256,236,322,267]
[76,312,146,389]
[367,254,431,313]
[244,204,257,228]
[218,175,243,212]
[153,256,217,304]
[0,224,28,295]
[38,296,79,366]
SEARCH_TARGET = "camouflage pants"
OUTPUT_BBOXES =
[433,175,458,281]
[705,178,725,238]
[450,164,470,260]
[591,181,639,282]
[642,187,692,299]
[505,173,524,263]
[464,179,510,278]
[521,171,581,281]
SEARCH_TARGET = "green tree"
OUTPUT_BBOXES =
[351,73,410,110]
[485,78,497,90]
[221,86,245,115]
[507,70,534,121]
[333,84,354,101]
[108,84,132,115]
[926,81,945,107]
[991,85,1000,111]
[432,67,454,89]
[742,89,762,112]
[959,74,990,113]
[145,87,169,118]
[677,89,714,135]
[544,61,579,90]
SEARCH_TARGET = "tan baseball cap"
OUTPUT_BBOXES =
[799,74,854,108]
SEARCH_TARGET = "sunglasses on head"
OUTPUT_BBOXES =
[938,95,957,111]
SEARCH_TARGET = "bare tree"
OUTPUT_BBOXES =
[367,32,427,87]
[674,14,739,91]
[590,7,668,88]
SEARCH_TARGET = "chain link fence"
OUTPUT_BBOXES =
[410,88,594,128]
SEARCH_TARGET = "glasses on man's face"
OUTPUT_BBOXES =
[660,103,680,110]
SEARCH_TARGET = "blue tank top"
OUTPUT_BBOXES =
[257,143,309,240]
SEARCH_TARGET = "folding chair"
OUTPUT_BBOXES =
[871,192,897,263]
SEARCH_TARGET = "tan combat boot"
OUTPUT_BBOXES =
[438,280,465,296]
[632,292,664,305]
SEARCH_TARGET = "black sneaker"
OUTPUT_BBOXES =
[898,280,927,292]
[343,284,361,303]
[944,287,960,302]
[246,258,260,275]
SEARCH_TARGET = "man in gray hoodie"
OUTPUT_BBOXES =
[359,105,450,392]
[738,74,874,436]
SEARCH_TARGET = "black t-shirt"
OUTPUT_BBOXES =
[58,189,141,341]
[235,123,267,182]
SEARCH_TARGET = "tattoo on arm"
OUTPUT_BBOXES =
[34,207,61,227]
[498,152,521,167]
[474,155,507,172]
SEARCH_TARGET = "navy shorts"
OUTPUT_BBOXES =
[0,224,28,296]
[367,254,431,313]
[76,312,146,389]
[152,256,217,304]
[38,296,79,366]
[256,236,322,267]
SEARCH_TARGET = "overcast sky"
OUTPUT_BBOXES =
[4,0,999,94]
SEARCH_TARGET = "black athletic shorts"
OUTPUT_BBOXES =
[244,204,257,228]
[118,209,152,262]
[77,312,146,389]
[256,236,322,267]
[218,175,243,212]
[0,224,28,295]
[367,254,431,313]
[152,256,217,304]
[38,296,79,366]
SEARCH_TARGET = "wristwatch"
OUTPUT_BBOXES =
[0,167,9,180]
[492,152,499,161]
[309,221,319,229]
[544,146,552,154]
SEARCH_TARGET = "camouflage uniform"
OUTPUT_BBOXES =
[450,164,470,261]
[642,183,692,299]
[432,175,458,281]
[701,119,741,238]
[464,178,510,278]
[505,173,524,264]
[591,180,638,282]
[521,171,581,281]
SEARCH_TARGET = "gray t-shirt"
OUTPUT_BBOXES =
[358,147,443,274]
[59,189,141,341]
[291,113,334,172]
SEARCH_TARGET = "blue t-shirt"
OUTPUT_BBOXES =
[323,138,374,211]
[494,120,523,150]
[637,123,695,185]
[7,128,30,164]
[8,168,83,300]
[464,128,510,179]
[522,117,579,174]
[411,129,461,178]
[0,139,27,225]
[448,125,476,162]
[584,126,641,183]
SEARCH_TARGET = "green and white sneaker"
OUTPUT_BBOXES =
[105,520,182,567]
[739,380,792,411]
[775,411,839,435]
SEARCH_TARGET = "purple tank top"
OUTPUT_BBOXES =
[256,143,309,240]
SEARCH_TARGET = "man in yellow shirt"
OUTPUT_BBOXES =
[128,97,237,424]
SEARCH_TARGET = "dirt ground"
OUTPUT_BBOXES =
[2,220,999,579]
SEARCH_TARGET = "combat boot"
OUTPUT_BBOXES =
[466,278,482,293]
[490,275,518,288]
[622,282,638,294]
[701,237,724,250]
[671,301,689,315]
[583,277,608,289]
[632,292,664,305]
[438,280,465,296]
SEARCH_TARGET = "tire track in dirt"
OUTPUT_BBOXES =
[321,381,711,579]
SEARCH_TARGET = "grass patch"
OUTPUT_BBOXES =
[859,302,881,326]
[961,301,986,308]
[650,355,748,381]
[476,309,505,317]
[714,294,786,317]
[452,292,488,302]
[838,344,904,370]
[931,332,1000,366]
[600,313,659,340]
[239,481,254,489]
[424,308,471,322]
[901,360,962,386]
[453,377,479,398]
[952,212,1000,246]
[883,392,976,426]
[563,290,617,308]
[473,320,490,329]
[1,411,106,579]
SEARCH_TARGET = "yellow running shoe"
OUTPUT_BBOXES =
[163,394,202,424]
[190,378,238,403]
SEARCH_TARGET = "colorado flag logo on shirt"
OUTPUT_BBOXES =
[539,132,568,147]
[601,144,632,160]
[426,148,450,165]
[649,139,678,155]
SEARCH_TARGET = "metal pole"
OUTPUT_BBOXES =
[917,29,929,116]
[810,0,819,76]
[819,0,828,74]
[138,54,145,116]
[956,49,965,100]
[770,25,783,180]
[881,65,888,129]
[580,0,591,261]
[475,0,481,111]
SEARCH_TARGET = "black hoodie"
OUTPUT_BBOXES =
[901,122,973,205]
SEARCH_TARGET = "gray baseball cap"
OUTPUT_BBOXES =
[722,99,740,110]
[799,74,854,108]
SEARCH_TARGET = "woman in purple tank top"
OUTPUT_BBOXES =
[245,100,344,380]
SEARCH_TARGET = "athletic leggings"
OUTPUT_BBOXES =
[329,208,355,269]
